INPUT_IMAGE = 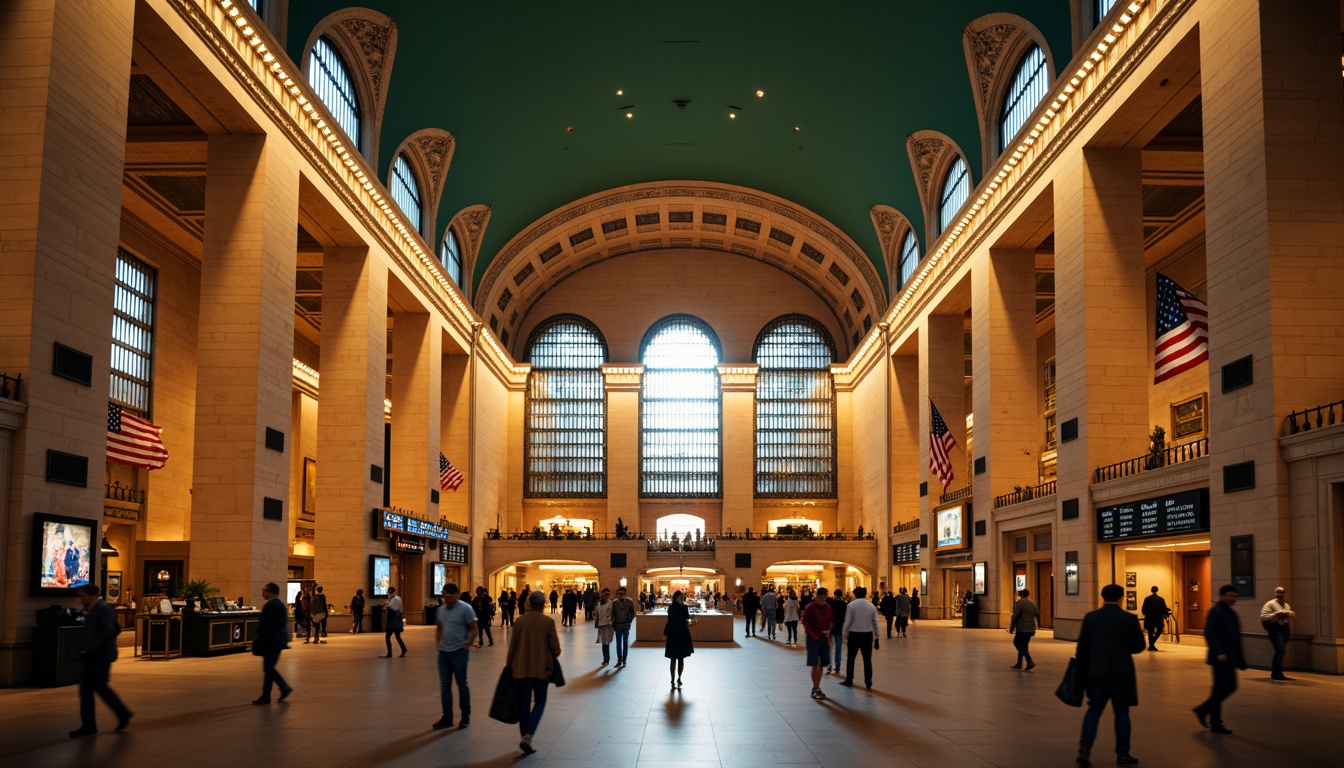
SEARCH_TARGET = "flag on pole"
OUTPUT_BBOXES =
[1154,273,1209,384]
[107,403,169,470]
[439,452,464,491]
[929,400,958,492]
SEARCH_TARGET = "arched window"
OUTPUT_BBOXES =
[897,230,919,288]
[938,157,970,235]
[440,228,462,287]
[390,154,423,235]
[307,36,361,151]
[1096,0,1118,23]
[754,316,836,498]
[1000,45,1049,151]
[641,316,721,497]
[524,315,608,497]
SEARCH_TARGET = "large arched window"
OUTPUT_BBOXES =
[524,315,608,497]
[390,154,423,235]
[440,228,462,287]
[1000,45,1049,151]
[754,316,836,497]
[938,157,970,235]
[307,36,361,151]
[641,316,721,497]
[897,230,919,288]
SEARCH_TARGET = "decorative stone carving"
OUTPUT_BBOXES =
[411,133,455,190]
[907,135,949,192]
[339,18,395,102]
[869,205,915,286]
[966,23,1018,104]
[449,205,491,296]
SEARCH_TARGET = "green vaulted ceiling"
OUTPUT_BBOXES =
[286,1,1073,295]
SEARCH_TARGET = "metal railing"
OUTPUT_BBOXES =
[1284,399,1343,436]
[1093,437,1208,484]
[483,529,876,543]
[105,482,146,504]
[0,372,20,400]
[648,538,715,553]
[993,479,1057,509]
[939,485,974,504]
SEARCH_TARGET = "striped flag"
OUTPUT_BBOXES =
[107,403,169,470]
[439,452,464,491]
[929,400,958,492]
[1154,273,1209,384]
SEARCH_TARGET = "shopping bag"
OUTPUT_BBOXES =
[488,666,520,724]
[550,655,566,687]
[1055,657,1084,707]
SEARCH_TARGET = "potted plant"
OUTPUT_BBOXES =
[1145,425,1166,470]
[176,577,219,613]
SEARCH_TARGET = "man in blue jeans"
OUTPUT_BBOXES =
[1075,583,1145,766]
[611,586,637,668]
[432,583,478,731]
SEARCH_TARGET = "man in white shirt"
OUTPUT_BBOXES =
[840,585,880,689]
[384,587,407,657]
[1259,586,1295,681]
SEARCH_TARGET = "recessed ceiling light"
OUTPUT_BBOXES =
[616,89,623,96]
[729,113,736,119]
[566,126,573,132]
[794,126,800,131]
[626,112,633,119]
[756,90,764,98]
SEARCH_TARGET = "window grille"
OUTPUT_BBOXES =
[390,154,423,236]
[938,157,970,235]
[111,249,156,415]
[641,316,721,497]
[1096,0,1118,23]
[1000,45,1049,152]
[524,315,608,497]
[754,316,836,497]
[244,0,266,19]
[441,229,463,287]
[307,36,361,151]
[897,230,919,288]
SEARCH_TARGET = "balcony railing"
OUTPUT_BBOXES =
[993,480,1057,509]
[648,538,715,553]
[483,529,876,543]
[105,482,146,505]
[0,372,20,400]
[939,485,974,504]
[892,519,920,534]
[1284,399,1343,436]
[1093,437,1208,484]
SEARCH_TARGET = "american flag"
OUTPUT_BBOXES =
[1154,273,1209,384]
[929,400,958,492]
[439,452,464,491]
[107,403,169,470]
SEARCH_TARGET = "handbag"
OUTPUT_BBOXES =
[549,654,566,687]
[310,611,327,623]
[488,665,520,724]
[251,638,264,656]
[1055,657,1085,707]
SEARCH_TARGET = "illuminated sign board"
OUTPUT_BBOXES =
[377,509,450,541]
[892,542,920,564]
[391,535,425,554]
[1096,489,1209,542]
[440,542,468,564]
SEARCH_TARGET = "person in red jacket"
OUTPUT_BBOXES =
[801,587,834,700]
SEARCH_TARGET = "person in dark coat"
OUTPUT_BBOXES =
[663,590,695,688]
[1075,583,1144,766]
[1140,586,1169,651]
[69,585,132,737]
[878,591,897,638]
[741,587,760,637]
[1193,585,1246,735]
[910,588,922,623]
[253,582,293,704]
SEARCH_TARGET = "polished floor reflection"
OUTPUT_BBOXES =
[1,616,1340,767]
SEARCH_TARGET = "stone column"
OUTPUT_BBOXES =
[971,248,1038,624]
[0,0,134,685]
[890,354,921,527]
[1201,0,1344,647]
[1052,146,1148,632]
[190,134,299,601]
[390,311,441,608]
[919,314,968,619]
[440,352,471,527]
[719,364,759,536]
[315,247,388,610]
[602,365,643,534]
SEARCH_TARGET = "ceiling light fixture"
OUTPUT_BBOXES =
[626,112,633,119]
[756,90,764,98]
[729,113,736,119]
[616,89,623,96]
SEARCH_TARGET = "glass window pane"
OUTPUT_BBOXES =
[525,316,607,497]
[110,248,155,415]
[641,316,721,497]
[441,229,462,287]
[390,154,423,235]
[999,45,1049,152]
[754,316,836,497]
[307,36,361,152]
[938,157,969,235]
[897,231,919,288]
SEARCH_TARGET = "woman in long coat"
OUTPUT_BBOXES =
[664,590,694,689]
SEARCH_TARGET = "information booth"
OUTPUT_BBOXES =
[1097,489,1210,633]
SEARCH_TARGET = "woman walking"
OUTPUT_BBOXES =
[783,588,801,646]
[664,590,694,689]
[508,590,560,755]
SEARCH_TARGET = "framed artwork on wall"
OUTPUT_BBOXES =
[1171,393,1207,440]
[302,457,317,516]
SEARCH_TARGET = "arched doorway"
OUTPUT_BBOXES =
[653,513,708,544]
[487,559,601,602]
[761,560,873,597]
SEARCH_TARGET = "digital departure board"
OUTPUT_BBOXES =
[441,542,468,564]
[893,542,921,564]
[1096,488,1209,542]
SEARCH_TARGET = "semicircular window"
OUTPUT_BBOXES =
[307,36,361,152]
[1000,44,1049,153]
[754,316,836,498]
[641,316,721,498]
[525,316,608,497]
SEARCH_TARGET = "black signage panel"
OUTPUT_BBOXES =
[441,542,468,564]
[391,535,425,554]
[893,542,920,564]
[1096,488,1209,542]
[377,508,451,541]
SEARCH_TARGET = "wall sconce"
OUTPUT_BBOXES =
[735,578,742,587]
[619,577,627,588]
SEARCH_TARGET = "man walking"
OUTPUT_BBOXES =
[1140,586,1168,651]
[1260,586,1295,681]
[742,587,760,637]
[760,587,779,640]
[802,586,833,699]
[894,588,912,638]
[879,590,897,639]
[594,587,615,666]
[1008,588,1039,670]
[472,586,495,647]
[349,588,365,634]
[252,582,293,705]
[433,583,478,730]
[69,585,133,736]
[1194,585,1246,735]
[611,586,636,667]
[840,586,879,689]
[1075,584,1144,766]
[308,585,329,644]
[827,590,847,673]
[384,586,407,657]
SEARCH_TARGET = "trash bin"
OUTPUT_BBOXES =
[423,604,439,626]
[371,604,385,633]
[961,603,979,628]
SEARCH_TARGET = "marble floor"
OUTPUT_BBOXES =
[2,616,1341,767]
